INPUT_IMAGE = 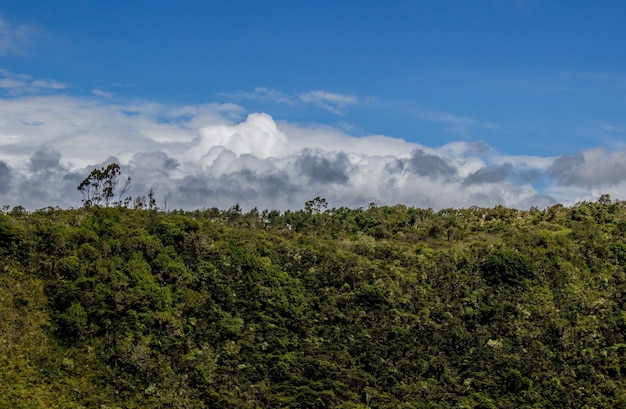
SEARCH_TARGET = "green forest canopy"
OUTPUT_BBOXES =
[1,196,626,408]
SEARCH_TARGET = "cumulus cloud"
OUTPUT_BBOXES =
[29,145,63,173]
[463,164,513,185]
[1,77,625,211]
[556,148,626,187]
[403,149,457,180]
[295,149,351,185]
[548,153,584,178]
[0,161,11,194]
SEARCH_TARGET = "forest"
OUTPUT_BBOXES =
[1,195,626,408]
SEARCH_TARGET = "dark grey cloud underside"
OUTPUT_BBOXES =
[547,151,626,187]
[548,153,584,177]
[464,164,513,185]
[29,145,62,172]
[389,149,457,180]
[130,151,179,174]
[176,169,299,209]
[2,143,621,211]
[295,150,350,184]
[408,149,457,178]
[0,161,11,194]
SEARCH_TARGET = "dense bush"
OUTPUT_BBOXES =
[1,198,626,407]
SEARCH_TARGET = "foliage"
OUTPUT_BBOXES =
[77,162,127,207]
[1,198,626,407]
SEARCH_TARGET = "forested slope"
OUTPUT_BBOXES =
[1,198,626,408]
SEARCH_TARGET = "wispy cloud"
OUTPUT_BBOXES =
[600,124,626,133]
[221,88,358,114]
[560,70,625,81]
[0,69,67,95]
[297,90,358,114]
[92,89,113,98]
[416,108,498,135]
[514,0,535,11]
[220,87,295,105]
[0,15,39,56]
[492,0,538,12]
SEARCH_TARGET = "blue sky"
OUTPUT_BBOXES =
[0,1,625,210]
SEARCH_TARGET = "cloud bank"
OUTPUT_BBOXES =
[0,78,624,211]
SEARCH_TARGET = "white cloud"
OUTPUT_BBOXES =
[92,89,113,97]
[0,70,30,89]
[220,87,295,105]
[0,16,38,56]
[297,91,358,114]
[191,113,288,162]
[492,154,554,170]
[221,88,358,114]
[555,147,626,187]
[600,124,626,133]
[0,69,67,95]
[31,79,66,89]
[416,108,498,135]
[0,76,624,211]
[278,122,416,157]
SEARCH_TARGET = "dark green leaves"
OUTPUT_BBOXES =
[480,249,533,286]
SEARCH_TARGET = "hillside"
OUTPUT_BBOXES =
[1,198,626,408]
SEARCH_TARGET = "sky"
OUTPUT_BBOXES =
[0,0,625,211]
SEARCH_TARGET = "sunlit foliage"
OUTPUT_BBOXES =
[1,197,626,407]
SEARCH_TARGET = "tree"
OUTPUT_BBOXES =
[480,248,533,286]
[148,188,157,211]
[77,163,123,207]
[305,197,328,214]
